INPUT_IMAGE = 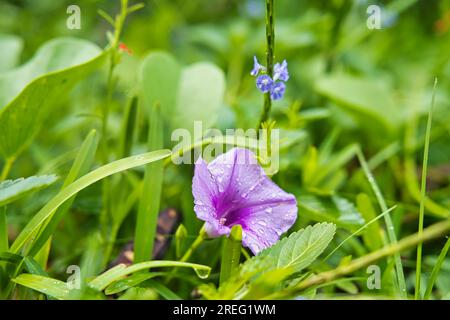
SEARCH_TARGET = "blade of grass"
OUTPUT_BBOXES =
[13,274,69,300]
[415,78,437,299]
[26,129,99,257]
[134,103,164,263]
[118,96,138,159]
[356,147,407,298]
[146,279,182,300]
[321,205,397,263]
[105,272,165,295]
[356,193,384,251]
[10,149,171,253]
[89,260,211,291]
[424,237,450,299]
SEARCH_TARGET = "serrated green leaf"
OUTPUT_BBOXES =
[250,223,336,274]
[0,175,58,207]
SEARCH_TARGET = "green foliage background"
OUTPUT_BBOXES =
[0,0,449,300]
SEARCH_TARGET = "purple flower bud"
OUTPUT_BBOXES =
[192,148,298,254]
[273,60,289,82]
[270,81,286,100]
[256,74,273,93]
[250,56,266,76]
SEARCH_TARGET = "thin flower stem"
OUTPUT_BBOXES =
[0,157,15,182]
[257,0,275,130]
[100,0,128,162]
[415,78,437,300]
[180,225,207,263]
[165,226,207,284]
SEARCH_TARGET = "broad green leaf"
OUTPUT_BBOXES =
[140,52,225,136]
[140,52,180,122]
[0,175,58,207]
[10,149,171,253]
[174,62,225,134]
[0,37,108,159]
[248,223,336,274]
[0,34,23,72]
[13,274,70,300]
[315,74,399,136]
[275,223,336,271]
[89,261,211,291]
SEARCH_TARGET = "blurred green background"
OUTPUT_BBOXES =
[0,0,449,299]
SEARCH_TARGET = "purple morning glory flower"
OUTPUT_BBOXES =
[192,148,298,254]
[256,75,273,93]
[250,56,266,76]
[273,60,289,82]
[270,82,286,100]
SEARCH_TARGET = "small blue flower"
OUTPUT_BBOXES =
[270,82,286,100]
[273,60,289,82]
[251,56,289,101]
[251,56,266,76]
[256,75,273,93]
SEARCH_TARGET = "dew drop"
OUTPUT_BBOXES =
[194,268,211,279]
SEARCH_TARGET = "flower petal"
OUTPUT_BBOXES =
[192,148,298,254]
[270,81,286,100]
[192,158,219,222]
[256,75,273,93]
[207,148,297,253]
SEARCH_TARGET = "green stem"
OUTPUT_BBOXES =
[165,226,207,284]
[100,0,128,162]
[220,225,242,285]
[257,0,275,130]
[415,78,437,300]
[0,157,15,182]
[267,219,450,300]
[180,226,207,263]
